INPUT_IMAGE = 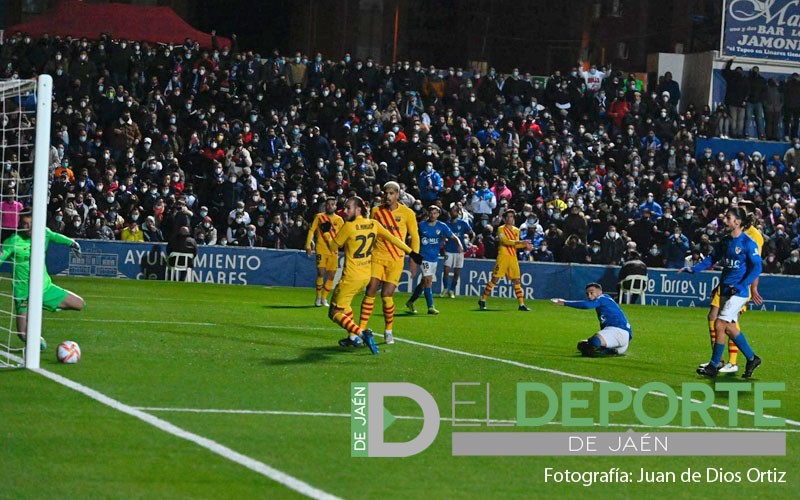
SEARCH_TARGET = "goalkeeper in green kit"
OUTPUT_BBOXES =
[0,214,85,350]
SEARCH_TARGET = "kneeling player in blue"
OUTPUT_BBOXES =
[407,206,463,315]
[551,282,632,357]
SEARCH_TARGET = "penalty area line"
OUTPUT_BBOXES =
[135,406,800,433]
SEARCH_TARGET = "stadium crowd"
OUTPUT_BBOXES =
[1,31,799,275]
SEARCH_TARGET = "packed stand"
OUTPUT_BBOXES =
[0,32,798,275]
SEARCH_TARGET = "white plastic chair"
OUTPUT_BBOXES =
[166,252,195,282]
[618,275,647,305]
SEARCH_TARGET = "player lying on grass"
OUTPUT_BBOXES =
[323,196,422,354]
[551,282,632,357]
[0,214,85,350]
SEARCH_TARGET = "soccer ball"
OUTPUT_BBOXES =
[57,341,81,364]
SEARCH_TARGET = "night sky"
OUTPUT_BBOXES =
[195,0,291,54]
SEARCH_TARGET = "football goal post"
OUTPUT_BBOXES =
[0,75,53,369]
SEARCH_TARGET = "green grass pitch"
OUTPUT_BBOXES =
[1,276,798,499]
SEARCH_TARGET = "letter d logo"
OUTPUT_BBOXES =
[351,382,440,457]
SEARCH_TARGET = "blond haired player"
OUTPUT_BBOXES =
[478,209,533,311]
[698,201,764,374]
[358,181,420,345]
[326,196,422,354]
[306,196,344,306]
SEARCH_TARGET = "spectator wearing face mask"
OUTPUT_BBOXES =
[782,249,800,275]
[418,162,443,204]
[599,225,626,265]
[587,239,603,263]
[108,110,141,156]
[237,223,265,248]
[121,221,145,242]
[767,224,792,261]
[562,204,588,243]
[639,192,663,219]
[142,215,164,242]
[762,251,781,274]
[645,243,665,268]
[663,227,690,268]
[194,216,218,246]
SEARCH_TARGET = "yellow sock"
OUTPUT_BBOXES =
[333,309,361,336]
[315,276,324,299]
[482,282,495,300]
[728,339,739,365]
[383,296,395,331]
[359,296,375,330]
[323,276,334,300]
[514,283,524,305]
[708,320,716,347]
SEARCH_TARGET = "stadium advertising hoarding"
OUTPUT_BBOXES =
[721,0,800,62]
[35,241,800,313]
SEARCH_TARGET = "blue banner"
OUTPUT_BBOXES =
[722,0,800,62]
[32,240,800,312]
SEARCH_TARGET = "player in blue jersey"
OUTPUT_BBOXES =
[551,282,632,357]
[440,203,473,298]
[407,206,462,314]
[680,206,763,378]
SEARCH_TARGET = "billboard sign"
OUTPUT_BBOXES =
[722,0,800,62]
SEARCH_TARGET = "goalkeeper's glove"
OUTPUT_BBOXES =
[70,241,82,258]
[409,251,423,265]
[320,221,332,232]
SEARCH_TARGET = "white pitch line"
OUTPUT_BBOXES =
[42,318,800,427]
[0,351,341,500]
[135,406,800,434]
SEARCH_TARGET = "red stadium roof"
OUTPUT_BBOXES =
[6,0,231,49]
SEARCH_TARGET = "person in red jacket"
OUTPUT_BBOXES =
[607,90,631,137]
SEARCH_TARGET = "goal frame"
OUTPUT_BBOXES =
[24,75,53,369]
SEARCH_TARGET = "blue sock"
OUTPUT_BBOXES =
[450,275,458,292]
[424,288,433,308]
[589,336,602,348]
[442,275,450,292]
[710,342,725,367]
[732,332,755,360]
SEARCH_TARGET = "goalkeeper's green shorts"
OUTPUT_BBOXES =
[15,285,68,314]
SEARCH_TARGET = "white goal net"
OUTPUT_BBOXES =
[0,77,52,369]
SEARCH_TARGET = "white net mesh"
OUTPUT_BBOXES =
[0,79,40,368]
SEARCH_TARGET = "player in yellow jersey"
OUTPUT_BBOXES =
[358,181,420,345]
[698,201,764,374]
[306,196,345,307]
[326,196,422,354]
[479,209,534,311]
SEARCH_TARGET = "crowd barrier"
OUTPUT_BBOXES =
[694,137,790,160]
[24,240,799,313]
